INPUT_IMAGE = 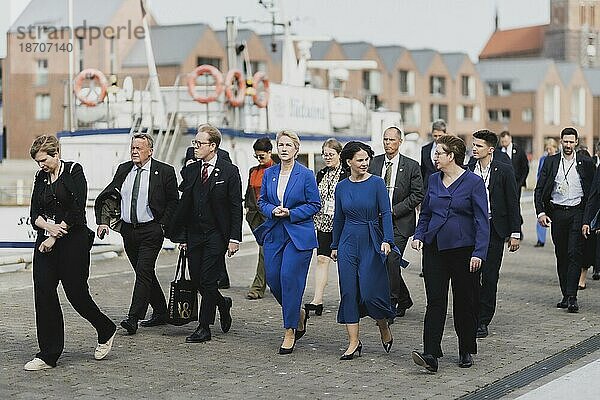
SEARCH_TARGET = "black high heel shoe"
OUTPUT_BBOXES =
[295,309,310,340]
[381,326,393,353]
[340,341,363,360]
[304,303,323,316]
[279,341,295,355]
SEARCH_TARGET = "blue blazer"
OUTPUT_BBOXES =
[254,162,321,251]
[414,170,490,260]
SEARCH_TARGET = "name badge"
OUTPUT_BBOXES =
[557,181,568,196]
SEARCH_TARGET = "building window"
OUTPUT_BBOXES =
[399,102,420,125]
[35,94,51,120]
[486,81,511,96]
[592,5,596,27]
[36,59,48,86]
[544,84,560,125]
[571,87,586,126]
[488,109,510,122]
[461,75,476,99]
[457,105,478,121]
[430,103,448,122]
[244,60,266,76]
[522,108,533,122]
[430,76,446,96]
[196,57,222,69]
[581,5,587,25]
[362,70,381,95]
[398,70,415,95]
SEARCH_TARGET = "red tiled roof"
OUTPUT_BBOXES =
[479,25,547,59]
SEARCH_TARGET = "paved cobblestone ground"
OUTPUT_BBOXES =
[1,198,600,399]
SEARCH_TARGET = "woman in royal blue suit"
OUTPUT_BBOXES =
[410,135,489,373]
[254,130,321,354]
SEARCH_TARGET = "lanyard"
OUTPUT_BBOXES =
[561,157,576,182]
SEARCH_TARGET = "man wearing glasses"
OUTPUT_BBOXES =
[244,138,276,300]
[369,126,424,321]
[172,124,243,343]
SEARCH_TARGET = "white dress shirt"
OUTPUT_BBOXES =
[551,153,584,206]
[502,143,513,159]
[121,158,154,224]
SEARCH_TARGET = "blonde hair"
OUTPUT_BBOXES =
[276,130,300,150]
[197,123,222,148]
[30,135,60,159]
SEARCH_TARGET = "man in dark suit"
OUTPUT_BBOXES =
[468,130,521,338]
[535,127,595,313]
[183,144,232,289]
[498,131,529,200]
[173,124,242,343]
[369,126,424,319]
[420,119,447,192]
[95,133,178,334]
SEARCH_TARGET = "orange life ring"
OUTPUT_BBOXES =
[187,65,224,104]
[74,68,108,107]
[252,71,270,108]
[224,69,246,107]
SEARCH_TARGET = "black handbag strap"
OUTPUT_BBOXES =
[174,249,189,280]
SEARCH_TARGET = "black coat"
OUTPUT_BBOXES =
[583,165,600,225]
[497,144,529,188]
[173,156,243,244]
[467,158,521,239]
[534,153,595,218]
[369,153,424,237]
[420,142,436,192]
[94,159,179,233]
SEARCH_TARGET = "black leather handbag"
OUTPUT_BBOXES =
[167,249,198,326]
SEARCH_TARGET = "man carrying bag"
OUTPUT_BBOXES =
[168,249,198,326]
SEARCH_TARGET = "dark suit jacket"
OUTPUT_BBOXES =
[414,171,490,260]
[467,158,521,239]
[534,153,595,218]
[173,155,243,244]
[420,142,436,191]
[497,144,529,188]
[369,153,424,237]
[94,159,179,234]
[254,162,321,251]
[583,165,600,225]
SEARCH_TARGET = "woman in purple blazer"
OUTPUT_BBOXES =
[410,135,489,373]
[254,130,321,355]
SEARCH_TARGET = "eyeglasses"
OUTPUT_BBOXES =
[433,151,448,158]
[191,140,211,148]
[321,153,337,159]
[253,154,267,160]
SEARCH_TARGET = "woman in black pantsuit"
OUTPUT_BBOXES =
[25,135,116,371]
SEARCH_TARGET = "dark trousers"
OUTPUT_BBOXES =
[33,227,115,366]
[478,227,505,326]
[386,231,412,310]
[121,222,167,320]
[422,242,478,358]
[187,230,228,328]
[550,207,584,297]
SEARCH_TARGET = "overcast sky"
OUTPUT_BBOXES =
[3,0,551,60]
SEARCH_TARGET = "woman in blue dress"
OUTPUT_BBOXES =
[331,141,396,360]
